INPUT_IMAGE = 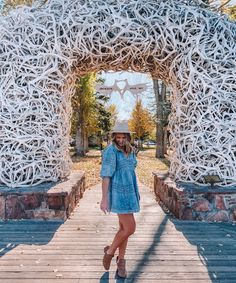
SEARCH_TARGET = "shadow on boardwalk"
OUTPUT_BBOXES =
[126,216,169,283]
[99,215,236,283]
[100,215,169,283]
[173,220,236,283]
[0,220,63,258]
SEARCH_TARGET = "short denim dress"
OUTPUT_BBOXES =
[100,143,140,214]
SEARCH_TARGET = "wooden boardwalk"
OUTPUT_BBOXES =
[0,183,236,283]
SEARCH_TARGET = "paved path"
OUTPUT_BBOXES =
[0,183,236,282]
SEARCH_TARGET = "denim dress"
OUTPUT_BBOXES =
[100,143,140,214]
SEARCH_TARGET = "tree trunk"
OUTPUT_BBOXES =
[163,126,168,155]
[153,79,165,158]
[84,132,89,153]
[155,122,164,158]
[75,126,86,156]
[137,138,142,150]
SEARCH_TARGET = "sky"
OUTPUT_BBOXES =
[99,71,155,121]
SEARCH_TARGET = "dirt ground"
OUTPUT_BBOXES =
[72,147,169,189]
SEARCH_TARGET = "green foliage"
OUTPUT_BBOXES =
[95,93,113,137]
[71,73,98,137]
[71,73,115,139]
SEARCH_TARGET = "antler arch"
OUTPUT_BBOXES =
[0,0,236,187]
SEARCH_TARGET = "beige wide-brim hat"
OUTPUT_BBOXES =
[111,121,131,134]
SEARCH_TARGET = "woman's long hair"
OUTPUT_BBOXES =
[112,133,133,155]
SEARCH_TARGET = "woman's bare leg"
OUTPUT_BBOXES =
[117,220,128,260]
[107,214,136,256]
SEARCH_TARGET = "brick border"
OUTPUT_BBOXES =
[0,171,85,220]
[153,171,236,222]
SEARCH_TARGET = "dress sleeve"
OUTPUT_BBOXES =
[100,146,116,178]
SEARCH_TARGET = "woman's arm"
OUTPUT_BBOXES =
[102,177,110,198]
[100,177,110,214]
[99,146,116,214]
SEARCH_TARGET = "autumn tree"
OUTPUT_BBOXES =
[1,0,47,14]
[106,104,118,130]
[1,0,33,13]
[71,73,114,155]
[129,99,155,148]
[223,4,236,19]
[71,73,100,156]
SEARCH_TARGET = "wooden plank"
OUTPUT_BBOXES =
[0,259,235,266]
[0,252,236,264]
[0,279,225,283]
[0,242,206,248]
[0,264,235,272]
[0,183,236,282]
[0,271,227,279]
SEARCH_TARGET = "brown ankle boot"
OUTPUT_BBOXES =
[116,256,127,278]
[103,245,114,270]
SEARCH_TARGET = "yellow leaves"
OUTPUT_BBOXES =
[129,100,155,139]
[71,148,169,189]
[72,149,102,188]
[136,149,169,188]
[106,104,118,128]
[2,0,34,14]
[224,5,236,20]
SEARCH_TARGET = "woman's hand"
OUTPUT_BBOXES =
[100,197,109,214]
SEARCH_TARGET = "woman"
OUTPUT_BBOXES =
[100,121,140,278]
